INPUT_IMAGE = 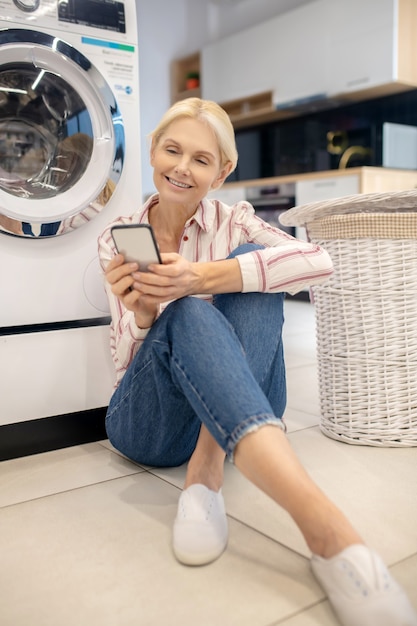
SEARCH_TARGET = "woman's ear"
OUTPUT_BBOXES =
[149,138,156,166]
[211,162,233,190]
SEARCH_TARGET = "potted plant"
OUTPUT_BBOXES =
[185,71,200,90]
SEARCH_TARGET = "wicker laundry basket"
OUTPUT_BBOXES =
[281,189,417,446]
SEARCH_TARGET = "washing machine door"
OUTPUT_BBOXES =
[0,28,124,237]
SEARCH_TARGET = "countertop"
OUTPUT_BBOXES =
[223,166,417,190]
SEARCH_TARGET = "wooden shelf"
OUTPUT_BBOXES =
[221,91,272,115]
[217,91,277,127]
[171,52,201,103]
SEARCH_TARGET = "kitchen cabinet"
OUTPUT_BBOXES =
[201,21,275,105]
[295,168,417,204]
[200,0,417,127]
[266,0,329,110]
[201,1,328,111]
[327,0,417,101]
[296,175,360,206]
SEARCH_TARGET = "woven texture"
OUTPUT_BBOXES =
[285,192,417,447]
[307,212,417,240]
[281,188,417,227]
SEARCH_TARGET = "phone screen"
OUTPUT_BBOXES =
[111,224,162,272]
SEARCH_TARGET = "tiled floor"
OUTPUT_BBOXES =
[1,300,416,626]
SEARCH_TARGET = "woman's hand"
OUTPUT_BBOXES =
[105,254,159,328]
[105,252,203,329]
[131,252,202,302]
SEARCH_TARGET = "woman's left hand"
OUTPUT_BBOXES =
[131,253,202,304]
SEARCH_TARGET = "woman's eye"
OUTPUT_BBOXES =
[166,148,178,154]
[196,158,208,165]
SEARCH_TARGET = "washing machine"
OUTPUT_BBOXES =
[0,0,141,431]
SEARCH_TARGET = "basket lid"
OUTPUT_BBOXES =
[280,189,417,227]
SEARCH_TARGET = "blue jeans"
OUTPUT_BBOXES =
[106,245,287,466]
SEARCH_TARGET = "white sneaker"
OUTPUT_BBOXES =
[311,544,417,626]
[172,484,228,566]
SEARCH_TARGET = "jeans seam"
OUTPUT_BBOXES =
[107,358,153,418]
[172,356,229,442]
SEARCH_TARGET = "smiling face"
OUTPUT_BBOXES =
[150,117,232,211]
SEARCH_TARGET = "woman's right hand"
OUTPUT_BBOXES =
[105,254,158,329]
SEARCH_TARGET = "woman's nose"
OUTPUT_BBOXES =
[175,157,190,175]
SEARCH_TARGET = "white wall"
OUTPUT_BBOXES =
[136,0,314,198]
[136,0,209,198]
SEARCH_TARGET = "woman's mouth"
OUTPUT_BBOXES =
[166,176,192,189]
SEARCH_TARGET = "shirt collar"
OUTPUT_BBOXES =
[139,194,217,233]
[188,198,216,232]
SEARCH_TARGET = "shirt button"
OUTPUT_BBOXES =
[183,235,189,241]
[190,219,195,225]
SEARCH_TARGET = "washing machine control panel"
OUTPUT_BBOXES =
[57,0,126,34]
[0,0,136,42]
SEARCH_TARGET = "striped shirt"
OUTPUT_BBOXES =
[98,193,333,386]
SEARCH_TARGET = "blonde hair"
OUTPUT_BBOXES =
[149,98,238,174]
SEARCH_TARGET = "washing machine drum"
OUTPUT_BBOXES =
[0,28,124,237]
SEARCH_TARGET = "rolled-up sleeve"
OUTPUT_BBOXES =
[232,204,333,295]
[236,242,333,294]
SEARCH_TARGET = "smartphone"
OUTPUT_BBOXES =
[111,224,162,272]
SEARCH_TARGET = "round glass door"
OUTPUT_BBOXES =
[0,29,125,237]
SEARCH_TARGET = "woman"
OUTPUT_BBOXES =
[98,98,416,626]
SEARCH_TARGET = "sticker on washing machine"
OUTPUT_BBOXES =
[81,36,138,98]
[101,57,137,97]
